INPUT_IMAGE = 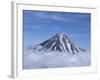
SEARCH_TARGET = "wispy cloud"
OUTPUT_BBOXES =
[31,11,75,22]
[31,25,45,29]
[24,10,90,23]
[50,15,74,22]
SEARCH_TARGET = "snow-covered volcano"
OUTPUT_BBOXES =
[29,32,86,54]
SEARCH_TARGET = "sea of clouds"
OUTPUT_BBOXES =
[23,50,91,69]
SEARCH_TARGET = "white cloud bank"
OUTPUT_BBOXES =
[23,51,91,69]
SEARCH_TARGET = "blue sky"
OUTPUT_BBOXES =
[23,10,91,49]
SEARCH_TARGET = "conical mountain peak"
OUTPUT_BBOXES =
[31,32,86,54]
[55,32,66,38]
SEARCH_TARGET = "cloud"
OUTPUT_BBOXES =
[51,15,74,22]
[32,11,75,22]
[24,10,90,25]
[23,51,91,69]
[32,25,45,29]
[25,24,47,30]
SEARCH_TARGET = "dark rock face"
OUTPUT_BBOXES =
[31,32,86,54]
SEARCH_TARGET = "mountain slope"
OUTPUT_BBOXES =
[30,32,86,54]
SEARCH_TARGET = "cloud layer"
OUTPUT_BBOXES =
[23,51,91,69]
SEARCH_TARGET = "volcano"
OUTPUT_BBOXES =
[29,32,86,54]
